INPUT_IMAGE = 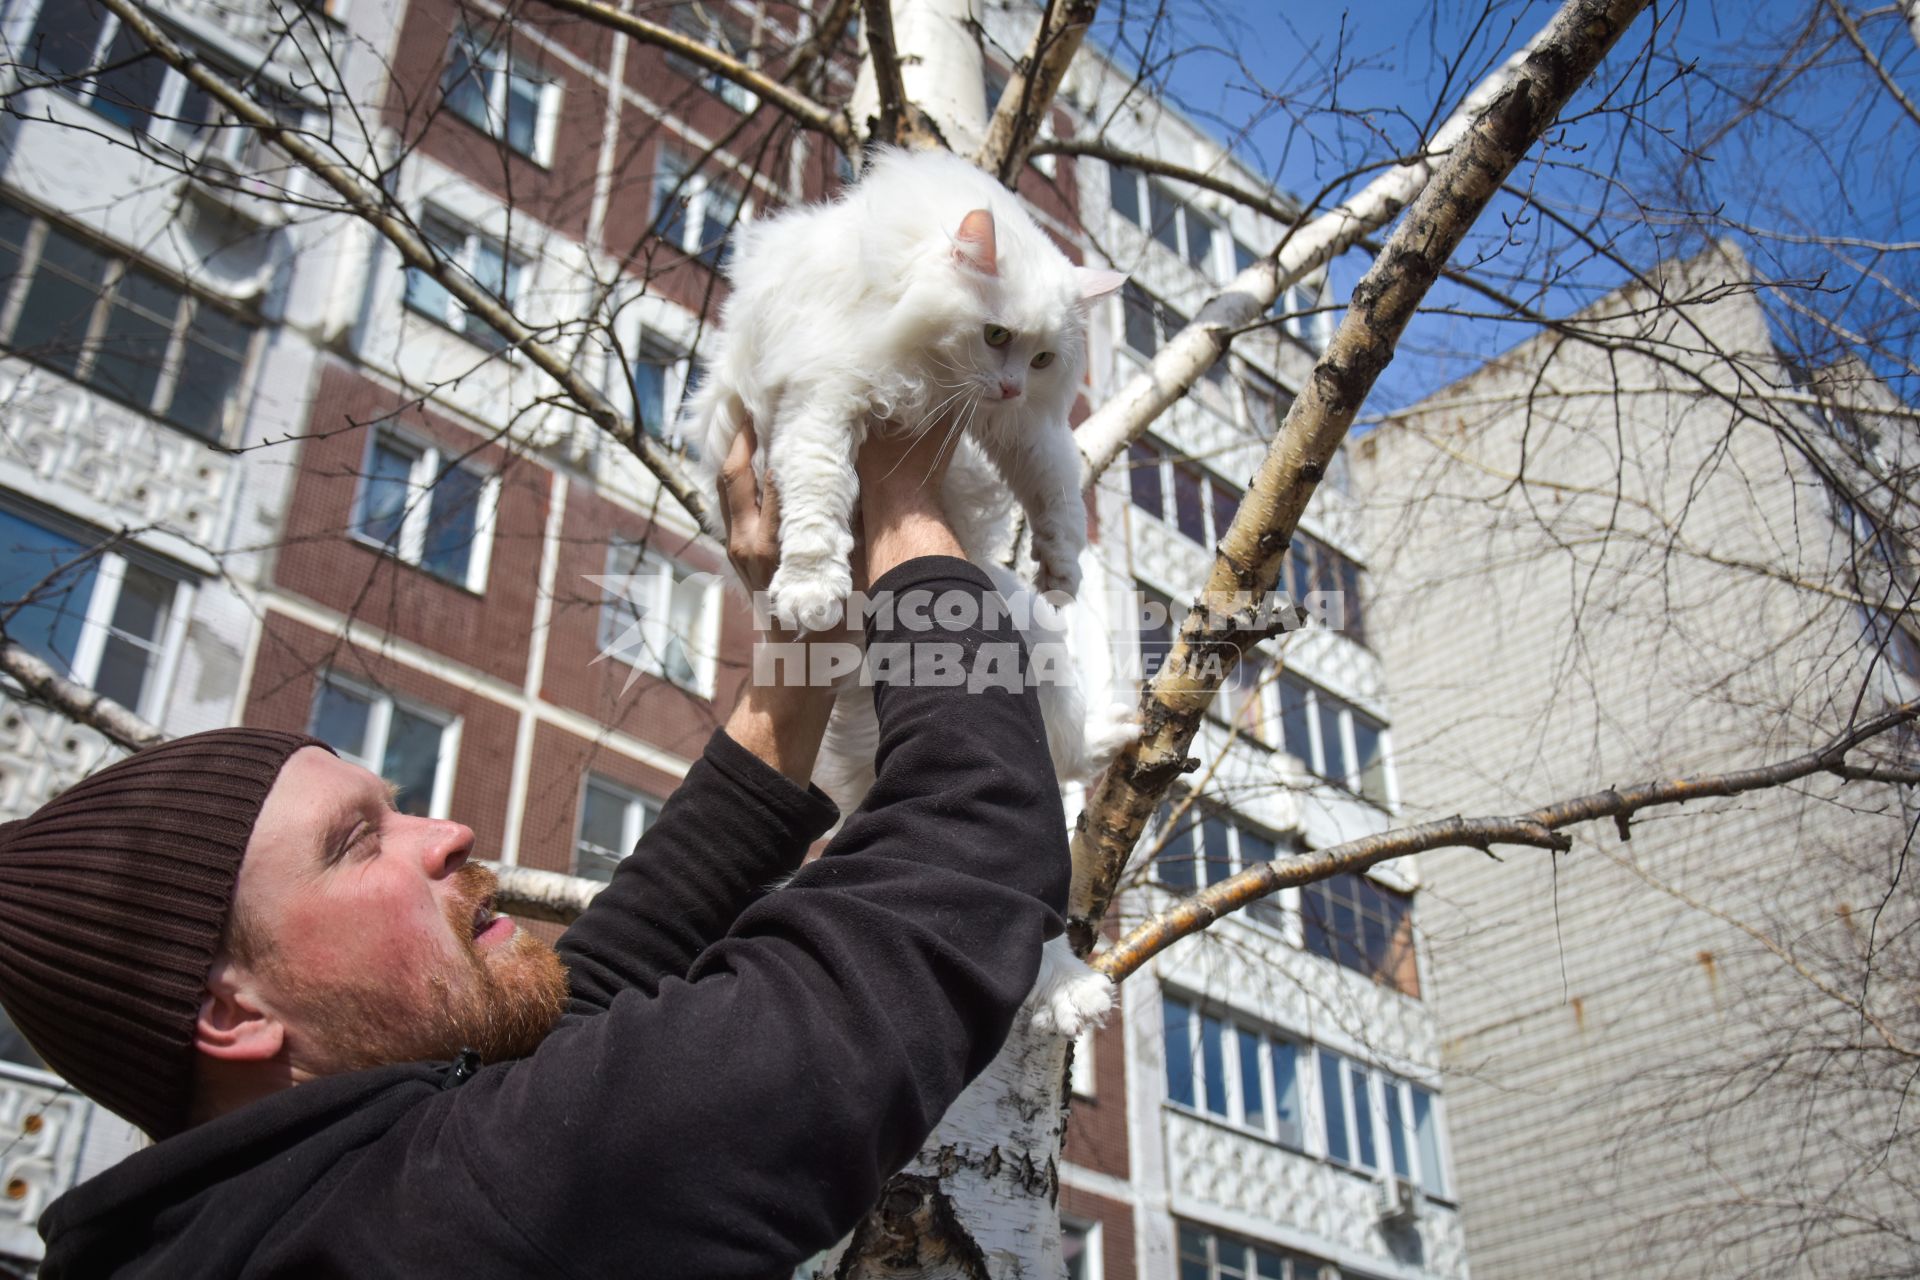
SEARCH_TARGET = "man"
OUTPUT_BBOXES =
[0,424,1072,1277]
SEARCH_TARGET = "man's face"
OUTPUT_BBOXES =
[226,747,568,1077]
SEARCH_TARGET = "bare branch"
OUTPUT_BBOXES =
[1068,0,1655,940]
[538,0,856,150]
[975,0,1100,184]
[1074,21,1562,483]
[0,642,162,753]
[1823,0,1920,131]
[483,862,607,924]
[859,0,940,147]
[98,0,719,534]
[1094,702,1920,982]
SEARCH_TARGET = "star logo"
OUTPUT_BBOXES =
[586,568,723,695]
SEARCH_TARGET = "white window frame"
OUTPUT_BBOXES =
[653,151,752,266]
[403,206,528,350]
[1149,803,1289,930]
[442,28,563,166]
[625,330,695,450]
[1277,674,1394,808]
[597,541,722,698]
[1316,1049,1451,1200]
[1162,993,1306,1149]
[309,673,460,820]
[1061,1215,1103,1280]
[1109,166,1220,274]
[351,427,500,593]
[667,4,761,113]
[1069,1027,1096,1099]
[574,774,659,880]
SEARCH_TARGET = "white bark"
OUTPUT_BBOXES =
[851,0,988,151]
[1906,0,1920,53]
[1074,27,1554,483]
[0,641,162,752]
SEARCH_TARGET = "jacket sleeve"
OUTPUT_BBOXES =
[437,556,1071,1278]
[554,730,839,1011]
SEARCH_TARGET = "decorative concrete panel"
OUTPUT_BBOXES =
[0,700,127,821]
[0,1064,92,1264]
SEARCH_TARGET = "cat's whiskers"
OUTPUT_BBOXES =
[926,390,981,483]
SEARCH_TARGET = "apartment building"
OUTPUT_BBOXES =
[0,3,1466,1276]
[1355,247,1916,1277]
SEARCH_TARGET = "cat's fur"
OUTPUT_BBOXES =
[683,148,1131,1038]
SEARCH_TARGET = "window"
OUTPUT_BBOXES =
[1134,580,1179,682]
[1285,533,1365,643]
[0,502,188,720]
[1234,239,1333,351]
[630,338,690,447]
[1301,873,1418,996]
[1120,282,1188,358]
[1275,674,1391,806]
[1062,1219,1099,1280]
[308,676,455,817]
[1176,1223,1327,1280]
[352,429,497,590]
[0,1006,47,1071]
[442,28,559,163]
[1150,804,1286,928]
[652,152,748,270]
[23,2,167,134]
[404,210,525,352]
[1834,493,1919,680]
[597,540,720,696]
[1109,166,1219,271]
[1164,994,1305,1144]
[1317,1049,1448,1196]
[0,202,256,442]
[1128,436,1245,552]
[575,776,659,882]
[667,3,760,112]
[1239,368,1293,438]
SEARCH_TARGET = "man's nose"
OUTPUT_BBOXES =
[421,819,475,877]
[998,379,1022,400]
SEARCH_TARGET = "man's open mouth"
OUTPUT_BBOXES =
[471,897,512,945]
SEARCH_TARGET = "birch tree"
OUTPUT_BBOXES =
[1,0,1915,1275]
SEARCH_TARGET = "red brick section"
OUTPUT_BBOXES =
[1060,1185,1137,1280]
[276,361,549,688]
[386,0,603,239]
[1065,902,1131,1180]
[538,480,742,766]
[240,611,519,866]
[514,718,683,877]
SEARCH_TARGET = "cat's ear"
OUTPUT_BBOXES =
[953,209,999,277]
[1075,267,1128,304]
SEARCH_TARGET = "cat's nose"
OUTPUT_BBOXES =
[998,380,1023,400]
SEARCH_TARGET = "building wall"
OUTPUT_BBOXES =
[1356,249,1915,1278]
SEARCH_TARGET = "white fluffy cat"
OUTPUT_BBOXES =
[683,147,1130,1038]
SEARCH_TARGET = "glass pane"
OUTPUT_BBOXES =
[1241,830,1282,928]
[1337,556,1364,643]
[1200,1013,1227,1116]
[1254,1249,1288,1280]
[633,353,672,438]
[0,508,96,675]
[1184,208,1213,268]
[1202,815,1232,886]
[442,39,492,133]
[576,780,628,881]
[0,1004,46,1070]
[1333,888,1363,972]
[357,439,416,548]
[1351,1068,1377,1169]
[27,2,110,81]
[1233,239,1256,276]
[1122,283,1156,355]
[89,267,178,409]
[168,307,252,440]
[505,74,542,155]
[1128,440,1164,517]
[1353,715,1388,805]
[404,216,463,325]
[1385,1079,1411,1178]
[1162,997,1193,1107]
[382,706,444,816]
[1211,482,1240,538]
[1238,1028,1265,1129]
[653,156,690,248]
[1062,1223,1089,1280]
[1319,1049,1348,1162]
[1287,537,1313,606]
[1272,1041,1301,1145]
[15,227,109,377]
[1216,1238,1247,1277]
[88,25,167,133]
[472,238,513,302]
[1181,1263,1210,1280]
[1318,700,1349,782]
[422,462,483,583]
[1109,164,1140,225]
[1178,1224,1209,1260]
[310,681,373,762]
[698,188,741,269]
[1148,183,1181,253]
[1156,807,1194,890]
[0,204,29,287]
[108,561,169,641]
[1172,467,1206,544]
[1301,881,1331,962]
[1138,586,1175,682]
[92,632,150,710]
[1279,675,1312,763]
[1414,1088,1445,1195]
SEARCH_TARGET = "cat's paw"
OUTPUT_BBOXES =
[1027,939,1115,1039]
[1033,554,1082,600]
[1086,702,1142,771]
[769,562,851,633]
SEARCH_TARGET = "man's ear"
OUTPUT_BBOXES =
[195,957,285,1063]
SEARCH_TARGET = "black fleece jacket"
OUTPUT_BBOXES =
[37,557,1069,1279]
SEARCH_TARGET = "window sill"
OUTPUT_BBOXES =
[348,531,486,598]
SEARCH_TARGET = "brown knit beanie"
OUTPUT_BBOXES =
[0,728,330,1139]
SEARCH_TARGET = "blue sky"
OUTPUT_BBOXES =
[1088,0,1919,408]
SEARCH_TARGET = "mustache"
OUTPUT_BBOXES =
[443,862,500,939]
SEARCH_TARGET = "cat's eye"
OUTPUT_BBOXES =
[1030,352,1056,369]
[984,324,1012,347]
